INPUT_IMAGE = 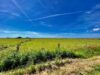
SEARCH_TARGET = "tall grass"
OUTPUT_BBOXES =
[0,46,100,72]
[0,48,79,72]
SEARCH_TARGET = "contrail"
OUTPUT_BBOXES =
[37,0,55,11]
[37,0,47,9]
[31,11,83,21]
[11,0,33,22]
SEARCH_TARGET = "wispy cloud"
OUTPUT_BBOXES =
[0,30,39,38]
[0,30,60,38]
[31,11,83,21]
[0,30,100,38]
[0,10,20,17]
[0,30,39,35]
[86,4,100,32]
[86,4,100,14]
[39,21,53,27]
[72,4,100,33]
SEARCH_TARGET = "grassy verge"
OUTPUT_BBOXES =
[0,46,100,73]
[0,58,71,75]
[0,48,79,72]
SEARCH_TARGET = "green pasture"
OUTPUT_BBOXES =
[0,38,100,73]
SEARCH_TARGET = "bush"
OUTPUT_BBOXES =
[0,52,20,71]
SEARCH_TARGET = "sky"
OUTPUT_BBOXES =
[0,0,100,38]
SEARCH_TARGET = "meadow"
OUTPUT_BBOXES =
[0,38,100,75]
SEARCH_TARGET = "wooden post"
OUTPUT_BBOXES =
[16,43,21,52]
[16,39,31,52]
[57,43,60,48]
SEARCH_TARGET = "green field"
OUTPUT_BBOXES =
[0,38,100,75]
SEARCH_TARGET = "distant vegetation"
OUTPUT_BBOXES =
[16,36,23,39]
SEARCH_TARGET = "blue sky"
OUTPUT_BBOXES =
[0,0,100,38]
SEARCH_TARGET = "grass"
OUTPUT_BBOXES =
[0,38,100,74]
[88,65,100,75]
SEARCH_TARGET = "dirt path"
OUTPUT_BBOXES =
[35,56,100,75]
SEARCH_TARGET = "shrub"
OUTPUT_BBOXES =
[0,52,20,71]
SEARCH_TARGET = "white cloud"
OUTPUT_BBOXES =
[93,28,100,31]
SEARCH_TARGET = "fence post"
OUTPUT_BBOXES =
[16,43,21,52]
[57,43,60,48]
